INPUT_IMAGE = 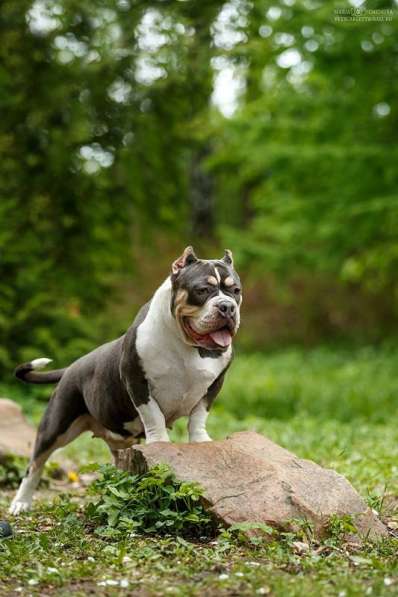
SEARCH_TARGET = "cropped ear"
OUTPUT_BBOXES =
[222,249,234,267]
[172,246,198,275]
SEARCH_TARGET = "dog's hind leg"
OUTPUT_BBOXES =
[9,461,45,515]
[9,383,89,515]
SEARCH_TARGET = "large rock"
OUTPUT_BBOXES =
[116,431,386,539]
[0,398,36,458]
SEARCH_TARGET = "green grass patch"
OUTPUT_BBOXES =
[221,344,398,423]
[1,493,397,596]
[1,345,398,595]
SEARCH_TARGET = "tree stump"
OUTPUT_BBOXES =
[115,431,387,539]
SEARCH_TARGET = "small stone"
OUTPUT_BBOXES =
[292,541,310,554]
[384,578,393,587]
[256,588,270,595]
[0,521,13,539]
[120,579,129,588]
[218,574,229,580]
[98,579,119,586]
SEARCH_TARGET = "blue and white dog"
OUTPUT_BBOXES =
[10,247,242,514]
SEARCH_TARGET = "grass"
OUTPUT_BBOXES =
[1,345,398,595]
[224,344,398,423]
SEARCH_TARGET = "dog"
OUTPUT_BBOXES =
[10,247,242,514]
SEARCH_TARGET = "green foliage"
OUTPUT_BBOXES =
[220,521,275,547]
[1,0,397,370]
[85,463,215,539]
[327,514,357,544]
[212,0,398,294]
[366,488,387,515]
[285,518,315,545]
[0,0,222,373]
[0,455,27,489]
[0,454,64,488]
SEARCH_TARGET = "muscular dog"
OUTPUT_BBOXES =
[10,247,242,514]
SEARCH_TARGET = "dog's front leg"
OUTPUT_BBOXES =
[121,353,170,443]
[136,396,170,444]
[188,399,212,443]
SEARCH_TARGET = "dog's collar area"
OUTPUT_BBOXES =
[197,346,228,358]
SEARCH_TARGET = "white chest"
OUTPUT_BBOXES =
[136,318,230,422]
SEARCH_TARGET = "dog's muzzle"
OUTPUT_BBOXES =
[183,298,238,350]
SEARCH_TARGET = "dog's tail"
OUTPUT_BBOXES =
[15,358,66,385]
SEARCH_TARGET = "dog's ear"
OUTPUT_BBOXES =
[222,249,234,267]
[172,246,198,275]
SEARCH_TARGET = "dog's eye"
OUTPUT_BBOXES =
[233,287,241,295]
[196,287,210,295]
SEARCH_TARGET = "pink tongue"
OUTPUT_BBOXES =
[209,328,232,347]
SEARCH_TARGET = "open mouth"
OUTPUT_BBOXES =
[183,318,234,350]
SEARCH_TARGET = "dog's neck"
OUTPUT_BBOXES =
[148,277,231,359]
[150,277,184,341]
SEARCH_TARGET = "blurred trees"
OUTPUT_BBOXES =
[0,0,397,372]
[0,0,223,371]
[212,0,398,296]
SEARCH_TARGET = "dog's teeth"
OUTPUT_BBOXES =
[31,358,52,369]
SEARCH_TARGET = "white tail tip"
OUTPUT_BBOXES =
[31,358,52,370]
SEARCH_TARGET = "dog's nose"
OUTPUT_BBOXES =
[217,301,235,318]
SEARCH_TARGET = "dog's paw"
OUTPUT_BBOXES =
[9,500,32,515]
[189,433,212,443]
[145,433,171,444]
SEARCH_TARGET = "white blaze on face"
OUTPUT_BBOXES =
[189,264,241,337]
[189,295,222,332]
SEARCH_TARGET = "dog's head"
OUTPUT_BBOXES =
[170,246,242,351]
